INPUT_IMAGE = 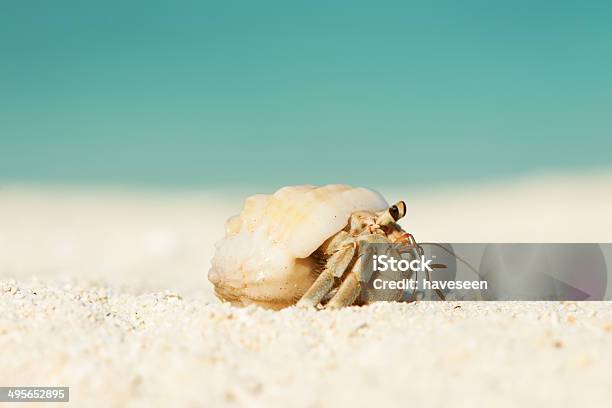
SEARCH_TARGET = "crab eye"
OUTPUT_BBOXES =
[389,205,399,220]
[390,201,406,221]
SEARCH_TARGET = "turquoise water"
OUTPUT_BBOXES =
[1,1,611,187]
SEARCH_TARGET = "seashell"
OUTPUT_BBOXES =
[208,184,388,309]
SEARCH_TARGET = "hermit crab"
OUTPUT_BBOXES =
[208,184,433,310]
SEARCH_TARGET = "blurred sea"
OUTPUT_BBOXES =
[1,1,611,188]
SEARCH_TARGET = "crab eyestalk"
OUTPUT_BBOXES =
[375,201,407,226]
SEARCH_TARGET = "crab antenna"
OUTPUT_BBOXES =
[375,201,407,225]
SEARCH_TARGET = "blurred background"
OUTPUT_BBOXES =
[1,0,611,188]
[1,1,611,296]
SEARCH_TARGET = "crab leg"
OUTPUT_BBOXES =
[297,233,356,308]
[326,233,405,308]
[325,247,372,309]
[325,255,364,309]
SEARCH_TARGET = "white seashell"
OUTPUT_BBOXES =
[208,184,388,309]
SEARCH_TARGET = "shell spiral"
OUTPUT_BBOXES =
[208,184,388,309]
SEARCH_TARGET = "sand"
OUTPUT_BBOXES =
[1,171,612,407]
[2,280,612,407]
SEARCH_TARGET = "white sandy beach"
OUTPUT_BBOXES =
[1,170,612,407]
